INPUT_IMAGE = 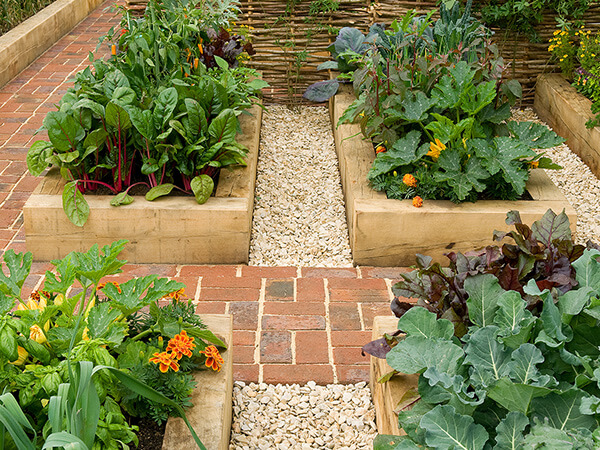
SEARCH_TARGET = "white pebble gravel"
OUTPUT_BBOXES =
[249,105,353,267]
[229,381,377,449]
[513,108,600,244]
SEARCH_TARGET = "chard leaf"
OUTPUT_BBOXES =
[493,411,528,450]
[531,389,597,431]
[208,108,238,145]
[465,274,504,328]
[487,378,552,415]
[464,326,511,387]
[397,306,453,339]
[105,101,132,131]
[153,87,178,129]
[129,108,154,140]
[43,111,85,152]
[387,336,463,375]
[110,191,134,207]
[419,405,489,450]
[145,184,175,201]
[531,209,572,248]
[191,174,214,204]
[27,141,53,176]
[62,181,89,227]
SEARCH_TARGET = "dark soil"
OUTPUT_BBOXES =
[132,417,166,449]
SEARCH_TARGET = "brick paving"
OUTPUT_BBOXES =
[0,1,409,384]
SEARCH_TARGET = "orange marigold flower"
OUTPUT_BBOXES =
[402,174,417,187]
[164,288,186,301]
[97,281,122,293]
[166,330,196,360]
[412,196,423,208]
[375,144,386,154]
[200,345,224,372]
[149,351,180,373]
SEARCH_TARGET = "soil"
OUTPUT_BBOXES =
[132,417,166,449]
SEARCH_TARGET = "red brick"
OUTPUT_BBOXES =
[329,303,361,331]
[331,330,373,347]
[233,345,256,364]
[295,331,329,364]
[327,278,387,290]
[361,303,395,329]
[329,289,390,303]
[228,302,258,330]
[233,330,256,346]
[201,276,261,289]
[262,364,334,384]
[262,315,325,331]
[360,267,413,279]
[265,279,294,301]
[199,287,259,302]
[296,278,324,302]
[3,161,26,176]
[0,210,20,227]
[260,331,291,363]
[179,265,237,277]
[233,364,259,383]
[194,301,226,314]
[263,302,324,315]
[333,347,370,365]
[241,266,297,278]
[337,365,370,384]
[301,267,357,278]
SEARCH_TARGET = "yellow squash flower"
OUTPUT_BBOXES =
[427,138,446,160]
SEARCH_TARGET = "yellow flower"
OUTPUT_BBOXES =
[164,288,186,301]
[149,351,180,373]
[427,138,446,160]
[529,160,539,169]
[402,174,417,187]
[29,325,47,344]
[200,345,224,372]
[10,347,28,365]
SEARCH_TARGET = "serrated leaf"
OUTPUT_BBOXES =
[387,336,464,375]
[465,274,504,328]
[110,191,134,207]
[62,181,89,227]
[368,131,423,179]
[493,411,528,450]
[507,121,564,149]
[420,404,489,450]
[145,183,175,201]
[191,175,214,204]
[461,80,497,115]
[397,306,454,339]
[87,302,126,345]
[72,240,127,286]
[398,91,435,122]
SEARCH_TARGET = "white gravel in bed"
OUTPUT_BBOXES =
[248,105,353,267]
[513,108,600,245]
[229,381,377,449]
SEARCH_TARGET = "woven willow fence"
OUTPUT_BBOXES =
[126,0,600,104]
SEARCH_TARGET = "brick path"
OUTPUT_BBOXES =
[0,1,406,385]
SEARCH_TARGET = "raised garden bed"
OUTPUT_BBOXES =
[370,316,418,436]
[163,313,233,450]
[0,0,104,88]
[23,104,262,264]
[330,87,577,267]
[534,73,600,179]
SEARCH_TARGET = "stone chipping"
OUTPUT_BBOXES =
[229,381,377,449]
[248,105,353,267]
[512,108,600,245]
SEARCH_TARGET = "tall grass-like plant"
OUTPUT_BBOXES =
[0,0,55,35]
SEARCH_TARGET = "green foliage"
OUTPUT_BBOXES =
[26,0,265,226]
[0,0,54,35]
[0,242,225,448]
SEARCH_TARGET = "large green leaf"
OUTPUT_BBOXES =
[27,141,53,176]
[507,121,564,150]
[183,98,208,139]
[191,175,214,204]
[43,111,85,153]
[153,87,178,129]
[522,422,596,449]
[464,274,504,328]
[487,378,552,415]
[105,101,132,131]
[398,91,435,122]
[62,181,89,227]
[368,131,424,179]
[493,411,528,450]
[87,302,126,345]
[397,306,454,339]
[461,80,496,116]
[434,152,488,200]
[373,435,421,450]
[387,336,464,375]
[129,108,154,140]
[208,108,238,145]
[0,322,18,361]
[464,326,511,387]
[573,249,600,292]
[505,343,544,384]
[420,405,489,450]
[531,389,597,431]
[540,288,568,342]
[145,183,175,201]
[493,290,533,336]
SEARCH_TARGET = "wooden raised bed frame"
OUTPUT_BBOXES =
[534,73,600,179]
[330,87,577,267]
[23,104,262,264]
[163,314,233,450]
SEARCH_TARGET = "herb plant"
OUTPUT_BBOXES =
[373,251,600,448]
[0,240,225,448]
[340,2,562,204]
[549,25,600,129]
[0,0,54,35]
[26,0,267,227]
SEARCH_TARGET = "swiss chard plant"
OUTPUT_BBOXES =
[26,0,267,226]
[373,245,600,449]
[0,240,225,448]
[339,1,563,204]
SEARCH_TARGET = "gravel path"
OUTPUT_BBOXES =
[229,381,377,449]
[248,105,353,267]
[513,108,600,244]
